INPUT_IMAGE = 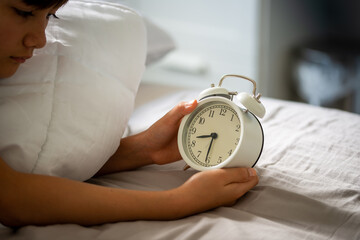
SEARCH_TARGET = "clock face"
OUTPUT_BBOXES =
[181,101,241,167]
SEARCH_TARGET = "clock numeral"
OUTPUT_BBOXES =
[190,127,197,134]
[208,110,215,118]
[235,138,240,145]
[219,109,227,116]
[197,151,202,158]
[231,114,234,121]
[235,124,240,132]
[199,117,205,125]
[217,156,223,164]
[191,140,196,147]
[228,149,233,156]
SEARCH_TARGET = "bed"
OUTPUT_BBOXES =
[1,87,359,239]
[0,0,359,239]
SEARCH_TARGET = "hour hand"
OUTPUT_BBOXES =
[196,134,213,138]
[196,133,218,139]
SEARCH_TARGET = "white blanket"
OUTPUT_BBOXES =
[1,90,359,240]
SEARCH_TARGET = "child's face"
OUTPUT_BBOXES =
[0,0,60,78]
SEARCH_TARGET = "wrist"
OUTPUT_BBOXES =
[166,185,207,220]
[163,188,192,219]
[135,130,158,165]
[97,132,154,175]
[120,132,155,166]
[130,188,191,221]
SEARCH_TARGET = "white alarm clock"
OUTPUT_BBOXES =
[178,74,265,171]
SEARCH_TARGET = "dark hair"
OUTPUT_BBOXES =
[22,0,68,9]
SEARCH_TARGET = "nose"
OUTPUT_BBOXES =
[23,22,47,49]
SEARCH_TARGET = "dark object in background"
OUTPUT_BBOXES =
[292,39,360,114]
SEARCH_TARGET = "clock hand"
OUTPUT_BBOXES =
[184,133,217,170]
[210,132,218,139]
[205,133,218,164]
[196,134,212,138]
[205,137,214,164]
[197,133,218,139]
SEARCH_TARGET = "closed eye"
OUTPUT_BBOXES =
[14,8,34,18]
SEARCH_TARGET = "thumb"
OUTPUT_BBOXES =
[165,99,197,125]
[181,99,198,115]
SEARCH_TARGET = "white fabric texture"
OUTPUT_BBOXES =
[0,0,146,180]
[1,90,358,239]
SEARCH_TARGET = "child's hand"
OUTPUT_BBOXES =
[144,100,198,165]
[174,168,259,217]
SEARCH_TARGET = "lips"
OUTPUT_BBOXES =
[10,56,32,64]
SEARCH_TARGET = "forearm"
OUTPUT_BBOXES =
[1,166,185,227]
[0,158,259,227]
[96,132,154,176]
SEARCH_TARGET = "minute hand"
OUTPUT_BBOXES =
[205,137,214,163]
[205,133,218,164]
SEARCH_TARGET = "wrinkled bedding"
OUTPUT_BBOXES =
[1,90,359,240]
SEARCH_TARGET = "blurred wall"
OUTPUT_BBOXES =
[117,0,261,93]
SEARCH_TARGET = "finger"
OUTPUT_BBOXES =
[219,167,257,184]
[164,100,198,125]
[224,169,259,198]
[182,99,198,115]
[224,177,259,201]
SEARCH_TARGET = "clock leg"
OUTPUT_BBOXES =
[183,164,191,171]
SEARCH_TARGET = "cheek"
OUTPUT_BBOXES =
[0,23,24,78]
[0,21,24,51]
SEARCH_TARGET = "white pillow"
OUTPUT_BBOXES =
[100,0,176,65]
[0,0,146,181]
[143,17,176,65]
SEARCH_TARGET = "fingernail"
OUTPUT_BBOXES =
[248,168,257,177]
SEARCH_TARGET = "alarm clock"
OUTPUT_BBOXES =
[178,74,265,171]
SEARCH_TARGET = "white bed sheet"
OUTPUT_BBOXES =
[1,89,359,240]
